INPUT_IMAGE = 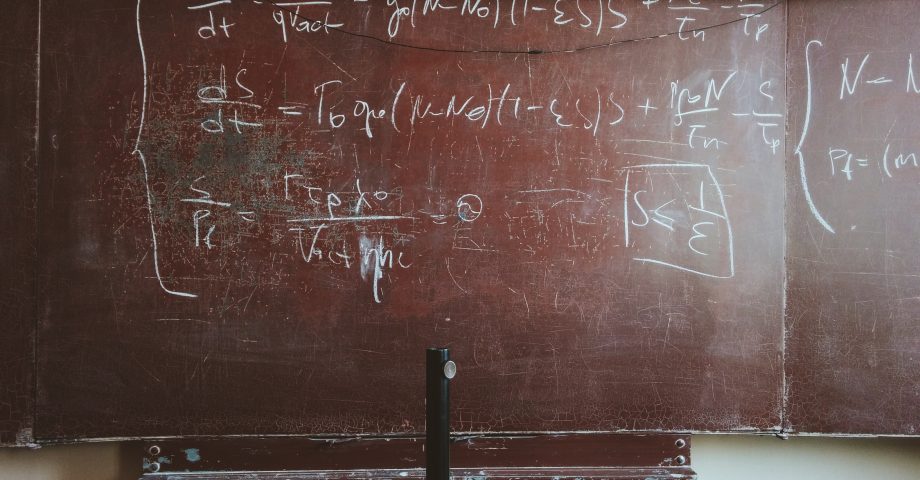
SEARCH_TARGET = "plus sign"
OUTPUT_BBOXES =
[639,98,657,115]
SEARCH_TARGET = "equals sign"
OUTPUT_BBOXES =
[278,106,304,116]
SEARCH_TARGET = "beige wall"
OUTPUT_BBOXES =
[694,435,920,479]
[0,442,139,480]
[1,436,919,480]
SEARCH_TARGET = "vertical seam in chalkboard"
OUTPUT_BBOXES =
[30,0,42,447]
[779,0,790,436]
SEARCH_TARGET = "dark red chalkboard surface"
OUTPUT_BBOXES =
[33,0,785,441]
[0,1,39,447]
[786,0,920,435]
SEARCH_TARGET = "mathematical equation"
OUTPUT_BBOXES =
[795,40,920,234]
[130,0,782,301]
[189,0,774,44]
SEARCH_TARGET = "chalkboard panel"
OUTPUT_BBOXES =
[0,1,39,446]
[36,0,785,440]
[786,0,920,435]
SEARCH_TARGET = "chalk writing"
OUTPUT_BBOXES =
[130,0,781,302]
[624,164,734,279]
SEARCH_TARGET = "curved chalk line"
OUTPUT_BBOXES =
[796,39,835,234]
[134,0,197,298]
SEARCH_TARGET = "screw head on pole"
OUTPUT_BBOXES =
[443,360,457,379]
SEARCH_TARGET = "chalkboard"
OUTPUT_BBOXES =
[786,0,920,435]
[0,2,39,446]
[33,0,787,441]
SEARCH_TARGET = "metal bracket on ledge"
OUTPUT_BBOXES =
[139,434,695,479]
[139,348,695,479]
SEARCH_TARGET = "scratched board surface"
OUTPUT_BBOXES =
[786,0,920,435]
[0,1,39,446]
[36,0,785,439]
